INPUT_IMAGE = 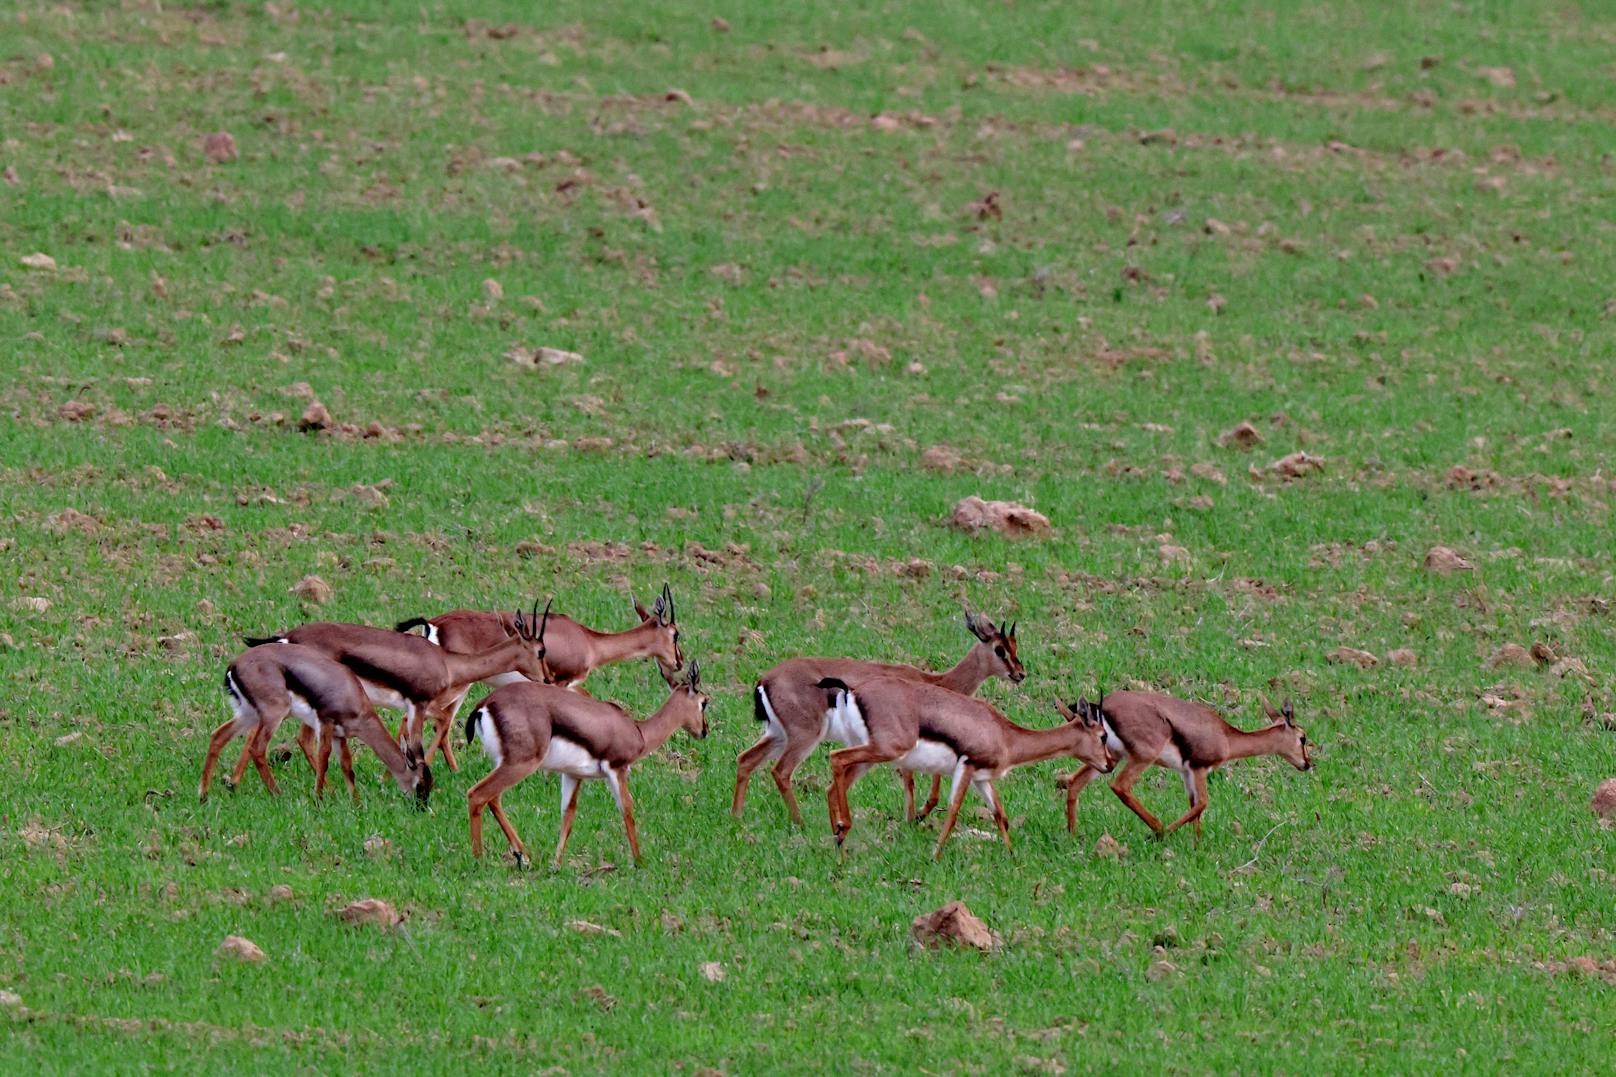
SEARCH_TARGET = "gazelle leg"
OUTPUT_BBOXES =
[199,716,251,801]
[227,726,265,789]
[975,777,1012,854]
[932,762,975,861]
[1064,765,1099,833]
[1165,768,1210,841]
[900,770,916,821]
[554,774,583,866]
[732,732,785,817]
[338,737,358,800]
[825,743,902,848]
[1109,758,1165,835]
[247,724,282,796]
[468,759,542,863]
[770,736,820,827]
[605,766,641,865]
[313,723,335,800]
[917,774,943,821]
[295,723,320,776]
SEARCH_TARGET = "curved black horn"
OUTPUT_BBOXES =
[514,606,526,637]
[663,582,675,625]
[538,597,552,642]
[687,658,700,691]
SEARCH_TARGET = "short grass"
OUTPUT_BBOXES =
[3,0,1614,1071]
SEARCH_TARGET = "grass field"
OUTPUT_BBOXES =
[4,0,1615,1070]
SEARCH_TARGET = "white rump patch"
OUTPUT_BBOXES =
[473,709,502,767]
[894,739,959,776]
[224,671,253,722]
[755,685,786,742]
[823,690,869,747]
[541,736,607,779]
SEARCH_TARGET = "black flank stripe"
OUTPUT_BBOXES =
[917,720,967,758]
[339,655,420,701]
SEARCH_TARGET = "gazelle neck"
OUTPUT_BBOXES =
[930,643,995,694]
[1005,722,1086,768]
[631,691,689,762]
[442,636,529,687]
[587,620,662,667]
[1226,723,1290,761]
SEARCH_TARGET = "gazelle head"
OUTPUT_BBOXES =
[676,659,710,739]
[1261,695,1311,771]
[1054,696,1116,773]
[965,609,1025,683]
[398,742,435,809]
[508,598,554,683]
[633,583,685,688]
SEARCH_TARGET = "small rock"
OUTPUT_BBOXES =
[578,984,617,1011]
[1327,647,1379,670]
[1448,882,1475,898]
[336,898,399,929]
[948,496,1052,538]
[1146,959,1180,981]
[1218,421,1264,449]
[298,401,331,431]
[920,445,966,473]
[362,835,394,859]
[15,596,50,614]
[566,919,622,937]
[482,278,503,301]
[699,961,726,982]
[215,935,266,962]
[203,131,239,163]
[1529,642,1557,664]
[665,88,695,106]
[1424,546,1474,574]
[1485,643,1534,670]
[898,558,932,579]
[1094,833,1126,859]
[159,630,198,652]
[58,400,95,421]
[1158,544,1190,567]
[54,731,83,747]
[1269,451,1325,479]
[911,900,1000,952]
[1387,648,1419,668]
[19,252,57,271]
[711,17,730,32]
[1565,955,1600,976]
[266,884,294,904]
[0,989,21,1007]
[290,575,333,605]
[1592,779,1616,819]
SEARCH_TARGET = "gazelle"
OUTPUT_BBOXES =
[733,611,1025,825]
[228,602,551,782]
[200,643,432,807]
[396,584,684,763]
[819,677,1114,860]
[1064,692,1312,841]
[464,661,710,867]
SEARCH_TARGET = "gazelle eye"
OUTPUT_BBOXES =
[994,646,1006,659]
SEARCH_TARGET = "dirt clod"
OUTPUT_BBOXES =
[1485,644,1533,670]
[1094,833,1127,859]
[203,131,238,163]
[298,401,331,431]
[566,919,622,937]
[911,900,1000,952]
[699,961,726,982]
[1269,451,1324,479]
[59,400,96,421]
[289,575,333,605]
[1424,546,1474,574]
[1591,779,1616,819]
[948,496,1051,538]
[215,935,265,962]
[1327,647,1379,670]
[19,252,57,271]
[1218,421,1264,449]
[336,898,399,929]
[1387,649,1419,668]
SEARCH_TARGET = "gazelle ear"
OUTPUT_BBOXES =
[1053,698,1078,722]
[965,609,992,643]
[686,659,700,693]
[1260,694,1281,721]
[632,591,652,622]
[1282,696,1295,725]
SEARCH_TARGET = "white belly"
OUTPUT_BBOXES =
[361,680,409,712]
[1102,719,1125,759]
[541,736,607,779]
[822,692,869,746]
[1156,740,1185,771]
[484,671,528,689]
[893,739,959,775]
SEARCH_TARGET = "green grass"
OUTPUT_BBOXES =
[3,0,1614,1070]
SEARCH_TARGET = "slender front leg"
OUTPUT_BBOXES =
[1064,766,1099,833]
[900,769,916,821]
[227,725,270,789]
[605,766,642,865]
[732,732,785,818]
[247,725,282,796]
[1109,758,1165,835]
[917,774,943,821]
[468,759,542,863]
[932,763,975,861]
[1164,768,1210,841]
[338,737,358,800]
[554,774,583,866]
[975,777,1012,854]
[770,736,820,827]
[313,723,335,800]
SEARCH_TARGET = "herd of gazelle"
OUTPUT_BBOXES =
[199,587,1313,864]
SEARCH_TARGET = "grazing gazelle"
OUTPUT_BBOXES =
[465,661,710,868]
[1064,692,1312,841]
[228,602,551,782]
[733,610,1025,825]
[200,643,432,807]
[396,584,685,762]
[819,677,1114,860]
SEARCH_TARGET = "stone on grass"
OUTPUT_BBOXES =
[911,901,1000,952]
